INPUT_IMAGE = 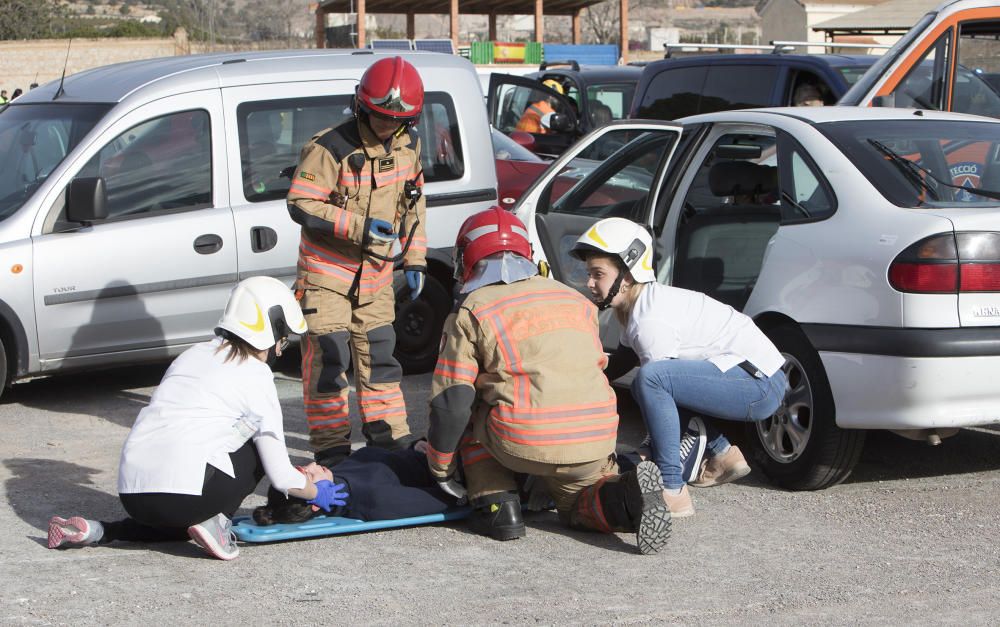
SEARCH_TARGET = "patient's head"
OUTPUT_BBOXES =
[252,463,333,525]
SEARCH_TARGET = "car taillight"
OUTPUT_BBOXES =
[889,232,1000,293]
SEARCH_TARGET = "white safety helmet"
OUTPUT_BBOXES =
[215,277,308,350]
[570,218,656,283]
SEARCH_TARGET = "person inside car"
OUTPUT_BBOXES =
[516,79,565,134]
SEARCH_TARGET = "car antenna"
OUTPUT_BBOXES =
[53,39,73,101]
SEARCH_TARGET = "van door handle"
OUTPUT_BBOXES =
[250,226,278,252]
[193,234,223,254]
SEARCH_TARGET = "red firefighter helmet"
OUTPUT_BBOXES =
[356,56,424,121]
[454,206,533,282]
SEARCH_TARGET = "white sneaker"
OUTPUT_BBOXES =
[48,516,101,549]
[187,513,239,561]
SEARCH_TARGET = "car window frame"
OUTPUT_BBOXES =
[776,130,838,225]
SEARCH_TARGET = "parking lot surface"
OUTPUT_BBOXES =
[1,360,998,625]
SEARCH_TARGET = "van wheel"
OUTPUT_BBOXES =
[745,323,866,490]
[393,273,451,374]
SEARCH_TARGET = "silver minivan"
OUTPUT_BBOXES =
[0,50,497,397]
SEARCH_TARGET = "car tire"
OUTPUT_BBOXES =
[745,323,866,491]
[0,335,8,402]
[393,272,452,374]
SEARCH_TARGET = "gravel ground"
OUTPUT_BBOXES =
[1,358,998,625]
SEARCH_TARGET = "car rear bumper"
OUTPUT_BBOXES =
[804,324,1000,429]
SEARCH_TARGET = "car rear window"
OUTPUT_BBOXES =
[821,119,1000,208]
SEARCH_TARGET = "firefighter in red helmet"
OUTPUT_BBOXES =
[287,56,427,466]
[424,206,672,554]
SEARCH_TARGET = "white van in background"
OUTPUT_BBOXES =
[0,50,497,397]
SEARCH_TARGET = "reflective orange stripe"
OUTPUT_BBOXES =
[426,443,453,466]
[434,358,478,383]
[489,421,617,446]
[289,178,332,196]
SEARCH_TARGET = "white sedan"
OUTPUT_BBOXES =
[512,107,1000,490]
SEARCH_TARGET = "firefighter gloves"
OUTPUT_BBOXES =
[364,218,398,247]
[404,267,425,301]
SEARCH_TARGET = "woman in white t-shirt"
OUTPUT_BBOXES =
[47,277,348,560]
[571,218,787,518]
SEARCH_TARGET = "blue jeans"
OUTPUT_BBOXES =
[630,359,787,489]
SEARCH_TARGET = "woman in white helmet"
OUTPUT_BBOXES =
[570,218,787,518]
[47,277,347,560]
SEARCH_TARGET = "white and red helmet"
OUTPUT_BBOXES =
[453,206,532,283]
[356,56,424,121]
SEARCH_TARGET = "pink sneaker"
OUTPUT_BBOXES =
[48,516,99,549]
[187,513,240,561]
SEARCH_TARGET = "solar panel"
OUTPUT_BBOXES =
[414,39,455,54]
[369,39,413,50]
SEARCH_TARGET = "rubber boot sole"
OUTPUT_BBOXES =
[635,461,672,555]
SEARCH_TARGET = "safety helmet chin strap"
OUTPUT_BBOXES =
[596,270,625,311]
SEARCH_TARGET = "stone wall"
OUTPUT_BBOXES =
[0,30,309,97]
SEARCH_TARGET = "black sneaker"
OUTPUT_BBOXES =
[628,461,671,555]
[680,416,708,484]
[468,493,526,541]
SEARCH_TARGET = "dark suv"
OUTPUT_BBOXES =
[631,53,877,119]
[487,60,643,157]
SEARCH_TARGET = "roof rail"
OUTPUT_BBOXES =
[663,42,793,58]
[770,40,893,51]
[539,60,580,72]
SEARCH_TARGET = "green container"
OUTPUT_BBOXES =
[525,41,543,64]
[470,41,494,64]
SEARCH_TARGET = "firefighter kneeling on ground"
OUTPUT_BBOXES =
[423,207,672,555]
[287,56,428,466]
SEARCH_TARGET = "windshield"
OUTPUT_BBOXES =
[0,103,111,222]
[821,119,1000,208]
[839,11,937,105]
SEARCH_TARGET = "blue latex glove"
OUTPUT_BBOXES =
[405,267,425,301]
[365,218,397,245]
[307,480,349,512]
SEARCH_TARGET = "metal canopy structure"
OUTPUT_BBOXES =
[315,0,630,61]
[812,0,941,37]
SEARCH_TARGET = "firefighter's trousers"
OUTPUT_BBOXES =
[300,286,411,459]
[460,407,630,533]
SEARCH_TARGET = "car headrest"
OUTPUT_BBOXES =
[708,161,778,198]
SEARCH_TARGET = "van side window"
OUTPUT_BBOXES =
[238,96,353,203]
[891,29,952,111]
[700,65,779,114]
[415,93,465,182]
[79,110,212,220]
[953,21,1000,118]
[635,66,707,120]
[237,92,463,203]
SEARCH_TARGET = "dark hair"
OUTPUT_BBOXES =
[215,332,258,363]
[252,486,319,525]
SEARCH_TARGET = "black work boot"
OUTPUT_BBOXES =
[469,492,525,541]
[314,444,352,468]
[624,461,672,555]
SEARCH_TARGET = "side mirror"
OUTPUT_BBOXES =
[66,177,108,224]
[509,130,536,150]
[547,113,574,133]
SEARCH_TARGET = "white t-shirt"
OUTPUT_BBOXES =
[622,283,785,376]
[118,338,306,496]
